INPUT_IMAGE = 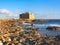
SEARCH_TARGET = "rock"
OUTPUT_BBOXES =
[5,37,11,42]
[19,38,25,43]
[46,26,60,30]
[0,41,3,45]
[16,43,22,45]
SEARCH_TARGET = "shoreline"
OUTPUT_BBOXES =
[0,18,60,45]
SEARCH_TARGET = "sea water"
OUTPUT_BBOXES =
[33,19,60,36]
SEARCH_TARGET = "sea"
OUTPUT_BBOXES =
[33,19,60,37]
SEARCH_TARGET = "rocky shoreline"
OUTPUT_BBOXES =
[0,27,60,45]
[0,19,60,45]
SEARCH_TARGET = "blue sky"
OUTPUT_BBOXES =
[0,0,60,19]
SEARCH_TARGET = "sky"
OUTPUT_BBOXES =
[0,0,60,19]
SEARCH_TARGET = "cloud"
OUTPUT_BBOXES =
[0,9,13,16]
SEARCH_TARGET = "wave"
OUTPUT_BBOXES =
[34,24,60,27]
[48,24,60,27]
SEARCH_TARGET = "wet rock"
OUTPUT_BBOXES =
[46,26,60,30]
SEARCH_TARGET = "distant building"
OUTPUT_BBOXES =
[19,12,35,20]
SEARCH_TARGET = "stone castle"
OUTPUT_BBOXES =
[19,12,35,20]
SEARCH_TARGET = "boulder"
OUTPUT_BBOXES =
[46,26,60,30]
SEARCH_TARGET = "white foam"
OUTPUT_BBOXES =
[23,23,46,26]
[22,22,31,25]
[34,24,60,27]
[48,24,60,27]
